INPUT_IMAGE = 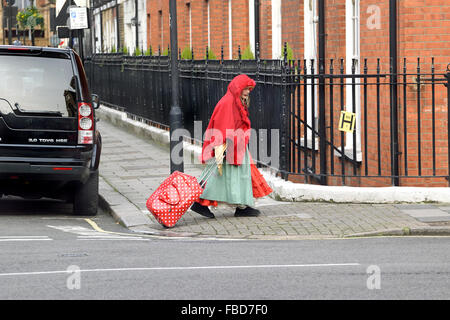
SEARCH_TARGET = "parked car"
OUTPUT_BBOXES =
[0,46,102,215]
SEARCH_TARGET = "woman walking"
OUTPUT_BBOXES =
[191,74,272,218]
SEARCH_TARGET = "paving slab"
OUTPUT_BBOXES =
[96,106,450,239]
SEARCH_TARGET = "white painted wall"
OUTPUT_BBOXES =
[345,0,361,158]
[121,0,147,53]
[105,10,117,52]
[139,0,147,50]
[228,0,232,59]
[304,0,317,63]
[249,0,255,55]
[271,0,282,59]
[207,0,211,48]
[55,0,65,16]
[303,0,318,144]
[122,0,134,52]
[94,12,101,53]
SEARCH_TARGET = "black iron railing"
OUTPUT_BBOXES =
[84,50,450,187]
[85,49,288,175]
[284,58,450,186]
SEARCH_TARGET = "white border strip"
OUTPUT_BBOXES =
[0,263,360,277]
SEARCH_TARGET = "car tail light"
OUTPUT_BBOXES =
[78,102,94,144]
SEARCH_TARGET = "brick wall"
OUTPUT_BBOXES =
[146,0,170,53]
[259,0,272,59]
[209,0,229,59]
[231,0,250,59]
[281,0,303,61]
[284,0,449,187]
[397,0,450,187]
[146,0,250,59]
[357,0,450,187]
[142,0,450,187]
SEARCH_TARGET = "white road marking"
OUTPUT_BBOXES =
[0,236,52,242]
[0,263,361,277]
[46,225,145,241]
[77,236,148,241]
[0,236,50,238]
[76,239,150,241]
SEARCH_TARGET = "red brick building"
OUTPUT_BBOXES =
[145,0,448,62]
[145,0,450,187]
[146,0,251,59]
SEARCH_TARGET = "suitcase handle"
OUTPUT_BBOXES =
[158,183,181,205]
[198,149,226,187]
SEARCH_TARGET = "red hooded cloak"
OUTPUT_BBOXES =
[200,74,255,165]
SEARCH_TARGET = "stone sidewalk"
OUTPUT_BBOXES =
[96,108,450,240]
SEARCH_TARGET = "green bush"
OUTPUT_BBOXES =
[281,42,294,61]
[241,45,255,60]
[17,6,44,29]
[181,45,193,60]
[204,47,216,60]
[134,47,142,56]
[144,47,152,56]
[161,48,170,56]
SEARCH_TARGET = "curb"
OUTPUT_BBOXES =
[344,226,450,237]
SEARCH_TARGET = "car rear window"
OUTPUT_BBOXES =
[0,55,77,117]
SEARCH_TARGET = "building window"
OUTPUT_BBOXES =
[272,0,281,59]
[206,0,210,48]
[249,0,255,54]
[344,0,361,160]
[94,12,102,53]
[302,0,318,149]
[187,3,192,49]
[228,0,232,59]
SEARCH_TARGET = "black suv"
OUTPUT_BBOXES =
[0,46,101,215]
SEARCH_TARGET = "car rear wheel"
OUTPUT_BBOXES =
[73,170,99,216]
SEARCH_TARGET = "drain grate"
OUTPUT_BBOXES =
[58,253,89,258]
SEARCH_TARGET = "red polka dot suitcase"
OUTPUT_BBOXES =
[146,171,204,228]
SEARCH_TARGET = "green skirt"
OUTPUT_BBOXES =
[199,149,254,207]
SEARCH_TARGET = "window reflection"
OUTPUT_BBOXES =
[0,55,76,117]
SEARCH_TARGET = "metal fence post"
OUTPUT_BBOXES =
[390,0,400,186]
[280,43,288,180]
[445,65,450,184]
[256,42,262,167]
[169,0,184,173]
[318,0,327,185]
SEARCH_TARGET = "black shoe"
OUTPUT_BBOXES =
[191,202,215,218]
[234,206,261,217]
